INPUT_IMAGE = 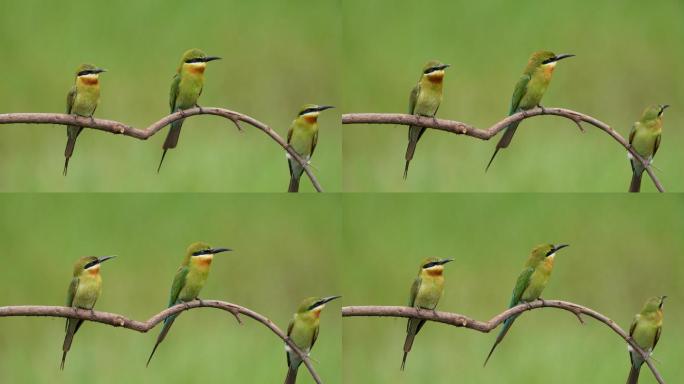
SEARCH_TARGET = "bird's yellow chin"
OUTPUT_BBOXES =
[185,62,207,74]
[193,254,214,266]
[86,265,100,275]
[78,74,100,85]
[312,307,323,318]
[426,70,445,82]
[425,265,444,276]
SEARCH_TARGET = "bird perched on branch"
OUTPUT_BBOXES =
[484,243,569,366]
[628,105,667,192]
[401,257,453,370]
[158,49,221,172]
[146,242,231,366]
[404,61,450,179]
[63,64,106,176]
[61,255,116,369]
[486,51,574,171]
[284,295,340,384]
[286,104,334,192]
[626,296,665,384]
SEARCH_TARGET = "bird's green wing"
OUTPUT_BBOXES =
[167,266,189,307]
[628,122,637,145]
[653,324,662,349]
[408,84,419,114]
[285,318,294,366]
[629,315,637,337]
[310,131,318,156]
[508,267,534,307]
[310,324,319,350]
[169,74,180,112]
[509,74,531,115]
[66,86,76,114]
[408,276,421,307]
[287,123,294,144]
[653,134,661,156]
[66,277,78,307]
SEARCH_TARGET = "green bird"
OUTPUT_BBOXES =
[628,105,668,192]
[404,61,450,179]
[157,49,221,172]
[61,255,116,370]
[484,243,569,366]
[284,295,341,384]
[486,51,574,171]
[626,296,665,384]
[146,242,231,366]
[401,257,453,370]
[287,104,334,192]
[63,64,106,176]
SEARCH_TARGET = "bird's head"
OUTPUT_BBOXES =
[641,104,669,123]
[296,104,334,124]
[297,296,341,318]
[74,64,106,84]
[186,242,231,266]
[73,255,116,276]
[529,51,574,71]
[179,49,221,74]
[530,243,569,263]
[418,257,453,277]
[642,296,667,313]
[421,60,450,83]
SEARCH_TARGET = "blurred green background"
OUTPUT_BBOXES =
[0,194,341,383]
[0,0,341,192]
[342,194,683,383]
[341,0,684,192]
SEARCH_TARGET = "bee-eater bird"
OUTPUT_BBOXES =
[486,51,574,171]
[401,257,453,370]
[61,255,116,370]
[286,104,334,192]
[626,296,665,384]
[146,242,231,366]
[484,243,569,366]
[404,61,450,179]
[284,295,341,384]
[628,105,668,192]
[157,49,221,172]
[63,64,106,176]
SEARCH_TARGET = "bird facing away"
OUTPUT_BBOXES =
[286,104,334,192]
[284,295,341,384]
[628,105,668,192]
[63,64,106,176]
[404,61,450,179]
[61,255,116,369]
[483,243,569,366]
[146,242,231,366]
[626,296,665,384]
[157,49,221,172]
[401,257,453,370]
[486,51,574,171]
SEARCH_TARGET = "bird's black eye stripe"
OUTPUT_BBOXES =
[84,260,99,269]
[299,108,318,116]
[542,57,556,64]
[307,300,326,310]
[192,249,210,256]
[77,70,95,76]
[423,67,438,74]
[545,249,555,256]
[185,58,205,64]
[422,261,439,269]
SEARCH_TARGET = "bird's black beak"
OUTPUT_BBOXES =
[438,64,451,70]
[552,244,570,253]
[553,54,575,62]
[96,255,116,264]
[438,258,454,265]
[208,247,232,254]
[202,56,222,62]
[320,295,342,305]
[659,105,670,116]
[94,68,107,74]
[316,105,335,112]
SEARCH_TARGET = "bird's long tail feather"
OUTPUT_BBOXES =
[626,364,641,384]
[63,126,81,176]
[284,365,299,384]
[483,314,519,366]
[61,318,83,370]
[158,120,184,172]
[288,158,303,192]
[486,121,520,172]
[146,314,178,367]
[401,331,416,371]
[629,171,643,193]
[404,126,424,179]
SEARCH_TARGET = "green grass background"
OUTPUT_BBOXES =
[342,194,684,383]
[0,194,341,383]
[0,0,341,192]
[341,0,684,192]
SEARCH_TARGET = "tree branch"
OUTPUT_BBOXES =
[342,299,664,383]
[342,108,664,192]
[0,108,323,192]
[0,300,323,383]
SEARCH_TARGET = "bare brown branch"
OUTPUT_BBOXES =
[341,107,664,192]
[0,108,323,192]
[342,299,665,384]
[0,300,323,384]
